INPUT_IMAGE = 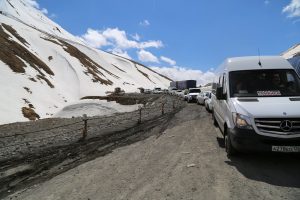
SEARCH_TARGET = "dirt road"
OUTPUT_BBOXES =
[6,104,300,200]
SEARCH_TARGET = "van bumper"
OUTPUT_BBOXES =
[228,128,300,153]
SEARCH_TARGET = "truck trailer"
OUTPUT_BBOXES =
[170,80,196,90]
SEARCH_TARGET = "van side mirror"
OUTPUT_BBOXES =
[216,87,226,100]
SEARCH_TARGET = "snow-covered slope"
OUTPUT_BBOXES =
[281,43,300,59]
[281,44,300,75]
[0,0,171,125]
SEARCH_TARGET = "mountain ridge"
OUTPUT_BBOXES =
[0,0,171,125]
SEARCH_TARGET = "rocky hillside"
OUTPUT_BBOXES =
[0,0,171,125]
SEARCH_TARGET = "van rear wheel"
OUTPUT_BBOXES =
[225,132,237,157]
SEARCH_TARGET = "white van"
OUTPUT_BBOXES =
[212,56,300,156]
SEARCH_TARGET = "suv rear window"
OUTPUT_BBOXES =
[189,89,200,93]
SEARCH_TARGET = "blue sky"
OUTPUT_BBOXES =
[36,0,300,82]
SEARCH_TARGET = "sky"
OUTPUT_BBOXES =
[34,0,300,84]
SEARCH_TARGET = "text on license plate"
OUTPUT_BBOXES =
[272,146,300,152]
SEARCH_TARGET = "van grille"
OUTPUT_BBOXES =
[254,118,300,135]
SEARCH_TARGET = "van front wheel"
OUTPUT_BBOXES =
[225,132,237,157]
[212,112,218,127]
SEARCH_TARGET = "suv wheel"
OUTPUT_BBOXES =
[225,131,237,157]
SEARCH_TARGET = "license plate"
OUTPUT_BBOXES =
[272,146,300,152]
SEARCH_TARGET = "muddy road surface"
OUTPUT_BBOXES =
[5,104,300,200]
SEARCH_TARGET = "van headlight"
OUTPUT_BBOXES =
[232,113,253,129]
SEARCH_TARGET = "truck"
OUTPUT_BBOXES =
[170,80,196,90]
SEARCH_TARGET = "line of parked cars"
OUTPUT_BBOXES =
[168,87,213,112]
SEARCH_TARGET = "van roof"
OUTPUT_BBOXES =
[221,56,293,72]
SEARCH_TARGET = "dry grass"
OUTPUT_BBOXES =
[29,77,37,82]
[23,87,32,94]
[41,37,120,84]
[22,107,40,121]
[61,41,115,84]
[112,54,172,81]
[2,23,28,46]
[37,75,54,88]
[6,0,15,9]
[111,64,126,73]
[0,24,55,88]
[135,64,155,84]
[55,27,61,33]
[41,37,61,46]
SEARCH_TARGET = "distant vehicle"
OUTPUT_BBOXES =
[204,92,212,112]
[181,89,189,100]
[174,90,183,96]
[183,94,188,101]
[196,91,211,105]
[168,87,178,95]
[170,80,197,90]
[163,89,169,94]
[153,87,163,94]
[144,89,152,94]
[187,88,201,103]
[212,56,300,156]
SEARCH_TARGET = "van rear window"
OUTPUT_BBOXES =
[229,69,300,97]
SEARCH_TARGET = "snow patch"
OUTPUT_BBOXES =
[54,99,141,118]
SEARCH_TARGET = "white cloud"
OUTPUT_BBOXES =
[111,49,132,59]
[137,49,159,63]
[150,66,216,86]
[160,56,176,66]
[23,0,54,17]
[131,33,141,41]
[283,0,300,18]
[139,19,150,26]
[80,28,163,50]
[40,8,48,15]
[49,13,57,19]
[139,40,163,49]
[23,0,39,8]
[81,28,110,48]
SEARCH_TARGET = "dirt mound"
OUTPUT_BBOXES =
[81,94,160,105]
[22,107,40,121]
[0,24,54,88]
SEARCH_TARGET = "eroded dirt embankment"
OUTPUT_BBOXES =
[5,104,300,200]
[0,94,185,198]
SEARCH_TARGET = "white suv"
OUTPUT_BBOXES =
[212,56,300,156]
[153,87,163,94]
[187,88,201,103]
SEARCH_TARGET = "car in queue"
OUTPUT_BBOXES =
[187,88,201,103]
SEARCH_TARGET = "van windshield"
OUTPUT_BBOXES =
[229,69,300,97]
